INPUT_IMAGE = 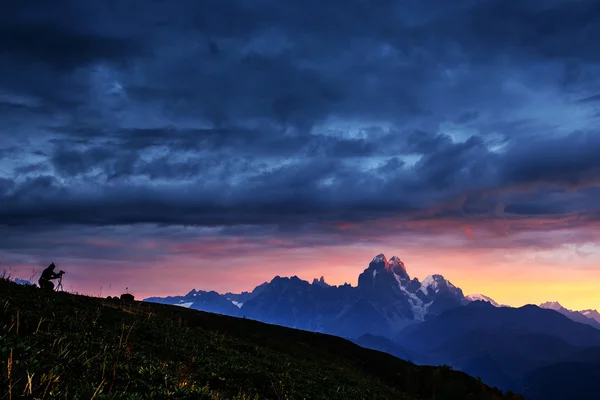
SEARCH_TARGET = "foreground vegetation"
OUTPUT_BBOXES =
[0,279,524,399]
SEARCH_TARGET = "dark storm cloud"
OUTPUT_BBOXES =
[1,0,600,252]
[500,131,600,188]
[0,0,143,68]
[0,23,139,70]
[412,135,496,191]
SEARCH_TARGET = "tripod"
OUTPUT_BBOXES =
[55,275,64,292]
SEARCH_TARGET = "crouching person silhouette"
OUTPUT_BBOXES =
[39,263,64,292]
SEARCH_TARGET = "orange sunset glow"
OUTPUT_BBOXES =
[5,219,600,311]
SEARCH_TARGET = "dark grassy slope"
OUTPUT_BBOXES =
[0,281,524,400]
[353,334,424,365]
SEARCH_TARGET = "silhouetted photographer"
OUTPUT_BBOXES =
[39,263,65,292]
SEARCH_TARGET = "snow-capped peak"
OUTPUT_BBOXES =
[419,274,455,295]
[466,293,501,307]
[11,278,34,286]
[419,275,435,294]
[372,253,387,263]
[540,301,564,311]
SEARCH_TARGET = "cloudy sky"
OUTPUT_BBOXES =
[2,0,600,309]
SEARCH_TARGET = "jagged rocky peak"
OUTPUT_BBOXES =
[312,276,330,287]
[369,254,408,273]
[359,253,413,289]
[359,254,388,288]
[369,253,407,268]
[388,255,404,269]
[387,255,409,280]
[371,253,388,266]
[366,254,411,275]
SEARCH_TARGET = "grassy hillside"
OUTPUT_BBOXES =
[0,280,523,399]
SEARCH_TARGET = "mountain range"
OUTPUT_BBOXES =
[144,253,599,338]
[146,254,471,338]
[145,253,600,399]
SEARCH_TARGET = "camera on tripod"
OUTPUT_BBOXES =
[59,270,65,275]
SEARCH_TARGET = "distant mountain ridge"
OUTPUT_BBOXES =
[396,300,600,399]
[581,309,600,323]
[398,301,600,353]
[13,278,34,286]
[540,301,600,329]
[465,293,507,307]
[144,289,243,316]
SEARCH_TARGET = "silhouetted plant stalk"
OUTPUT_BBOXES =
[7,349,12,400]
[90,378,105,400]
[25,371,35,396]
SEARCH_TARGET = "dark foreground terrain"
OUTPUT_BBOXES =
[0,280,523,399]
